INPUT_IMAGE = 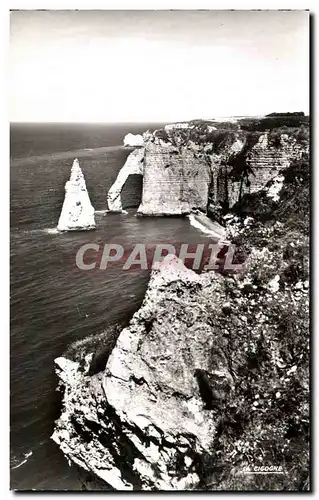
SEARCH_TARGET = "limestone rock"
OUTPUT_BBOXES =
[104,255,226,449]
[52,255,235,490]
[57,159,95,231]
[266,175,285,202]
[107,149,144,212]
[123,133,144,147]
[229,139,244,154]
[210,132,308,210]
[137,137,211,215]
[136,129,307,218]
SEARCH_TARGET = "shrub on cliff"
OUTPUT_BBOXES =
[209,250,309,490]
[154,122,240,151]
[154,128,170,143]
[204,154,310,491]
[267,125,310,148]
[230,156,309,230]
[294,125,310,146]
[65,324,124,374]
[266,111,305,117]
[239,114,309,132]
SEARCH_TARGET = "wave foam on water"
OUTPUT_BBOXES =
[11,451,33,470]
[95,210,109,215]
[188,213,227,240]
[95,209,129,215]
[13,228,60,235]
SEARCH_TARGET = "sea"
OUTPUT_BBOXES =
[10,122,219,490]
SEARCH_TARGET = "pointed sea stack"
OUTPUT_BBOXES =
[57,159,96,231]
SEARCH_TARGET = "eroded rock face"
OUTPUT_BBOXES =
[52,255,236,490]
[209,132,308,213]
[103,256,234,483]
[57,159,95,231]
[51,357,134,490]
[244,133,305,196]
[107,149,144,212]
[137,138,211,215]
[135,130,308,218]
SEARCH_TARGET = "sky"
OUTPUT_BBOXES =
[9,10,310,123]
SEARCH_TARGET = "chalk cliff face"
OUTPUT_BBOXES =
[134,129,308,217]
[53,255,234,490]
[137,136,211,215]
[210,132,308,213]
[107,149,144,212]
[57,159,95,231]
[108,126,308,218]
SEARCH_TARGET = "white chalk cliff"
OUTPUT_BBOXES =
[57,159,95,231]
[123,133,144,147]
[107,149,144,212]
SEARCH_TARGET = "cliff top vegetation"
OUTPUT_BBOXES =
[152,114,309,153]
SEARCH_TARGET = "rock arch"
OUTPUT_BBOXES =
[107,149,144,212]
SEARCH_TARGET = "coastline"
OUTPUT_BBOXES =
[50,121,309,491]
[10,116,309,491]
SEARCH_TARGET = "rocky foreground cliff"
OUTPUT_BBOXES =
[53,115,309,491]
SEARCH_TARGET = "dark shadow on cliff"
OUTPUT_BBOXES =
[64,323,126,376]
[121,174,143,210]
